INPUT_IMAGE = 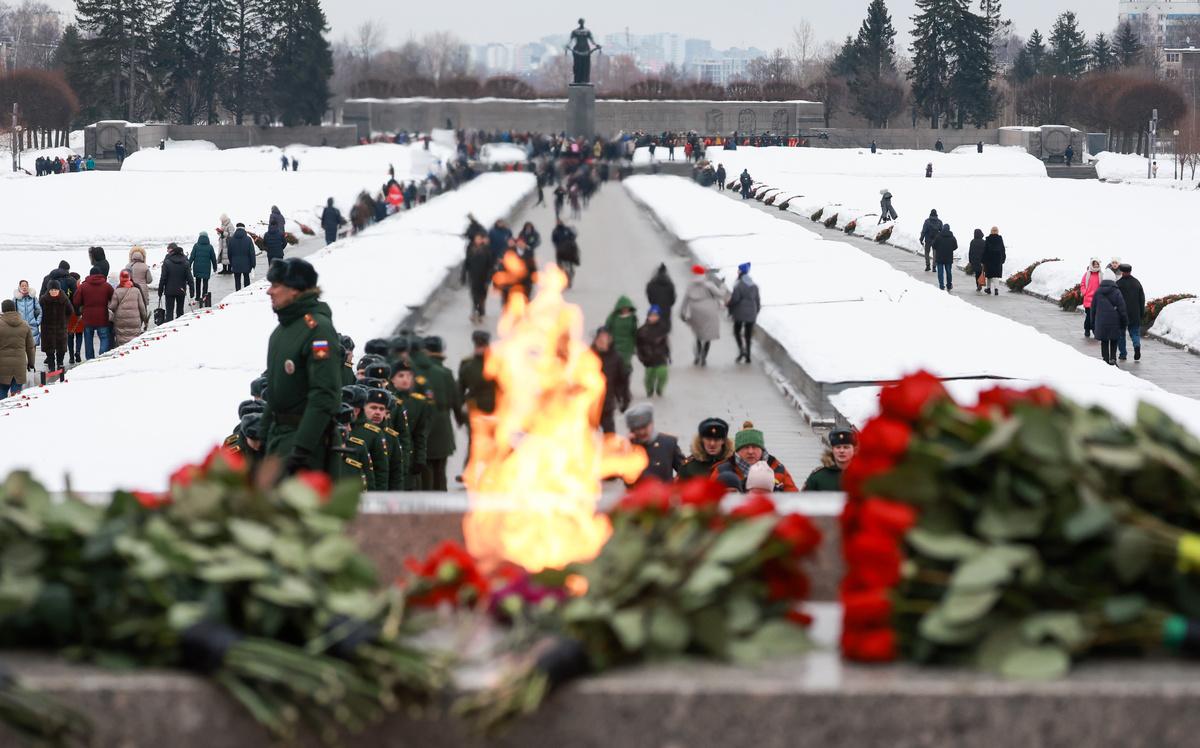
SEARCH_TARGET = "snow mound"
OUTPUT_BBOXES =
[479,143,528,165]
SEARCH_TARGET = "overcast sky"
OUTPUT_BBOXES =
[46,0,1118,52]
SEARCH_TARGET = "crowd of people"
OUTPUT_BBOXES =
[35,154,95,175]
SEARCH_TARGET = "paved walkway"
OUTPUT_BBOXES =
[414,181,827,490]
[727,190,1200,401]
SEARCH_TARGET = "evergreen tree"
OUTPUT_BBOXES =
[264,0,333,126]
[979,0,1011,45]
[53,24,99,126]
[1090,33,1115,72]
[949,0,997,126]
[854,0,897,79]
[154,0,202,122]
[908,0,954,127]
[1047,11,1089,78]
[1114,20,1145,68]
[74,0,161,120]
[829,35,858,78]
[1025,29,1046,74]
[1009,46,1035,84]
[228,0,268,125]
[195,0,234,123]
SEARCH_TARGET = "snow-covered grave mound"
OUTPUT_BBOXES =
[706,145,1200,349]
[624,175,1200,426]
[479,142,529,165]
[0,172,535,492]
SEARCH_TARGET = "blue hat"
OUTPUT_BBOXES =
[648,304,662,316]
[738,262,751,275]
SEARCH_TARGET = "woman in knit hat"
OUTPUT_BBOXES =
[803,429,857,492]
[679,417,734,479]
[712,421,798,493]
[680,264,722,367]
[727,262,760,364]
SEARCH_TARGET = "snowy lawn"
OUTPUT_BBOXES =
[0,172,535,492]
[705,145,1200,349]
[626,175,1169,413]
[0,141,455,292]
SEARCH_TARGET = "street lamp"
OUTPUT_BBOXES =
[1175,129,1181,179]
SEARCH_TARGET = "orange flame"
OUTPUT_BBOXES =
[462,264,648,573]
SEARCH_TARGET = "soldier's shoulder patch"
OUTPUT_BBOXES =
[349,436,366,446]
[415,375,426,385]
[345,458,364,469]
[304,313,317,329]
[385,427,399,437]
[227,445,242,454]
[223,434,238,446]
[411,392,426,400]
[312,339,331,360]
[363,423,381,433]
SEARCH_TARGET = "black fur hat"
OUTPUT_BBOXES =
[265,257,318,290]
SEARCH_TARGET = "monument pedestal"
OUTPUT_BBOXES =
[567,84,596,139]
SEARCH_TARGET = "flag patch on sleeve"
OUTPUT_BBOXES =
[313,340,330,359]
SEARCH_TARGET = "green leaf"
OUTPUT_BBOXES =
[918,607,986,646]
[1086,445,1145,471]
[309,535,357,573]
[949,549,1014,591]
[50,499,100,536]
[975,621,1024,673]
[168,602,208,631]
[610,607,647,651]
[691,606,729,656]
[636,561,682,588]
[1063,503,1114,544]
[228,519,275,554]
[1113,526,1154,584]
[998,644,1070,680]
[270,537,308,570]
[320,480,362,521]
[941,588,1001,625]
[680,563,733,599]
[648,605,690,654]
[906,528,983,561]
[0,575,40,615]
[705,516,776,564]
[726,590,761,633]
[325,590,380,619]
[0,541,45,575]
[1021,612,1088,649]
[1017,410,1068,463]
[252,576,317,608]
[198,557,271,583]
[728,620,811,664]
[1103,594,1147,625]
[975,504,1047,541]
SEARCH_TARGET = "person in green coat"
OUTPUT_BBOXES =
[332,403,370,488]
[389,360,432,491]
[343,385,389,490]
[261,258,342,475]
[189,231,218,302]
[604,295,638,368]
[678,417,734,480]
[420,335,461,492]
[364,387,406,491]
[340,334,356,386]
[458,330,494,477]
[803,429,857,492]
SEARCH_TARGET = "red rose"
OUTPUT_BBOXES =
[678,478,727,508]
[840,453,896,499]
[615,478,672,513]
[730,493,777,518]
[841,589,892,628]
[841,627,897,662]
[858,498,917,537]
[844,531,902,588]
[773,513,823,557]
[878,371,947,423]
[404,541,490,608]
[786,609,814,627]
[765,562,811,602]
[296,470,332,500]
[202,446,246,475]
[133,491,171,510]
[857,417,912,461]
[169,463,200,490]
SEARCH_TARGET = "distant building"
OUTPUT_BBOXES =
[1163,46,1200,80]
[1120,1,1200,48]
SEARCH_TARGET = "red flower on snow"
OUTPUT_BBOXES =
[878,371,948,423]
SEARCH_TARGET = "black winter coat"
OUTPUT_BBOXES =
[263,227,287,260]
[634,433,685,484]
[552,225,580,264]
[227,229,256,274]
[1116,275,1146,327]
[646,271,676,312]
[920,217,942,245]
[635,320,670,367]
[519,226,541,252]
[932,228,958,264]
[158,251,194,297]
[462,244,494,290]
[967,236,985,271]
[595,345,631,414]
[1092,279,1129,339]
[39,268,77,299]
[320,206,342,232]
[983,234,1006,278]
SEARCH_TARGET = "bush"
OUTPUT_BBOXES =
[1006,258,1061,292]
[764,194,776,205]
[844,219,857,234]
[778,199,792,210]
[876,226,893,242]
[823,213,838,228]
[810,208,823,222]
[1059,286,1083,311]
[1144,294,1197,329]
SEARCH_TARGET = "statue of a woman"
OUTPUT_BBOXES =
[567,19,602,85]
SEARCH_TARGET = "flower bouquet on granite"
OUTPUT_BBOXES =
[840,372,1200,676]
[446,477,821,732]
[1005,258,1060,292]
[0,450,446,742]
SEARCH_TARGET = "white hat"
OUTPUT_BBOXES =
[746,461,775,492]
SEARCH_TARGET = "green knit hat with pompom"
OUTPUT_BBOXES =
[734,421,765,451]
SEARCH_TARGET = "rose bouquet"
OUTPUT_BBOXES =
[1005,258,1060,292]
[1143,293,1196,329]
[1059,286,1083,311]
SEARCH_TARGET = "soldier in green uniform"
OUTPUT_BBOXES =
[803,429,856,492]
[332,403,370,487]
[225,413,266,468]
[344,385,390,490]
[419,335,461,492]
[457,330,495,479]
[364,387,406,491]
[340,335,357,386]
[389,360,432,491]
[250,376,267,402]
[260,258,344,475]
[678,418,734,479]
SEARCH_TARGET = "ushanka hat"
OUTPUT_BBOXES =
[625,403,654,430]
[829,429,857,447]
[266,257,318,290]
[698,417,729,440]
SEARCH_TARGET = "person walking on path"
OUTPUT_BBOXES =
[636,305,671,397]
[189,232,218,302]
[268,205,286,235]
[728,262,761,364]
[1065,144,1074,167]
[109,270,148,347]
[715,163,726,191]
[551,219,580,287]
[462,231,494,323]
[739,168,752,199]
[593,327,630,435]
[39,261,77,298]
[38,281,70,372]
[968,229,986,293]
[227,222,256,292]
[0,299,34,398]
[13,281,41,348]
[803,429,857,491]
[87,247,110,281]
[263,224,287,263]
[126,247,153,305]
[605,295,639,369]
[1092,277,1128,366]
[157,244,194,323]
[74,267,113,359]
[645,263,676,332]
[678,417,734,479]
[320,198,343,245]
[261,258,343,475]
[933,223,958,292]
[680,264,722,367]
[625,403,685,484]
[982,227,1006,295]
[66,273,84,364]
[713,421,799,493]
[218,213,234,273]
[919,210,942,272]
[878,189,898,223]
[554,184,566,219]
[1080,258,1103,338]
[518,221,541,256]
[1116,263,1146,362]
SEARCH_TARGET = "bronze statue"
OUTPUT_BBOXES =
[567,18,601,85]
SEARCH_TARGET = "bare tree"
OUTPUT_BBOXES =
[3,1,62,70]
[354,20,384,78]
[420,31,469,84]
[791,20,816,84]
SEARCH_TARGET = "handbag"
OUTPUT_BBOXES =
[976,271,986,289]
[152,298,165,326]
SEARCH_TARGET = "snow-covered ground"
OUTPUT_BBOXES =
[0,172,535,492]
[479,142,529,165]
[0,141,455,294]
[707,145,1200,349]
[624,175,1200,430]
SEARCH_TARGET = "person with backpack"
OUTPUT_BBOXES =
[263,224,287,263]
[968,229,986,293]
[728,262,761,364]
[635,306,671,398]
[919,210,942,272]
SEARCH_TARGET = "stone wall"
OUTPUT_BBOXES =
[83,122,358,158]
[810,128,1000,150]
[342,97,825,139]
